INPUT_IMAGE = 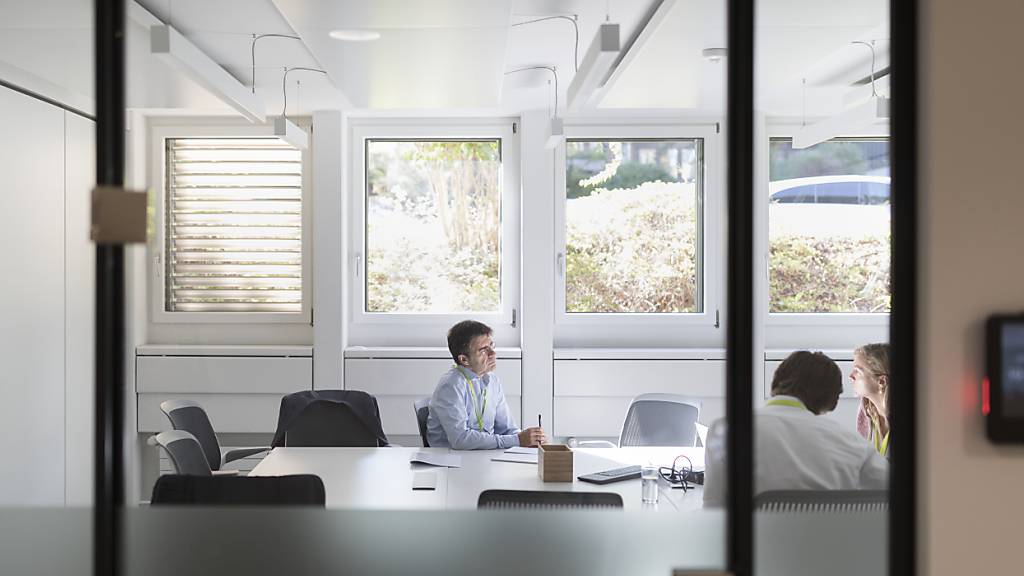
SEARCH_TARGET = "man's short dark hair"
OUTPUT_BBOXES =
[447,320,493,363]
[770,351,842,414]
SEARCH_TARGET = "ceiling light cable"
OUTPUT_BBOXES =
[281,66,327,118]
[505,65,559,117]
[851,40,879,98]
[801,78,807,128]
[511,15,579,71]
[251,33,302,93]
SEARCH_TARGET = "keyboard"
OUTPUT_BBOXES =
[577,465,643,485]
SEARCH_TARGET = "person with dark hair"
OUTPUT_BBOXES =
[426,320,546,450]
[703,351,888,507]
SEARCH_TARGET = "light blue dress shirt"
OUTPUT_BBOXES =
[426,365,520,450]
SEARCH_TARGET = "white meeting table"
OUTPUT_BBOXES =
[250,446,705,512]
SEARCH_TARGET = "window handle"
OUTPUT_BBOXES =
[556,252,564,277]
[355,254,362,278]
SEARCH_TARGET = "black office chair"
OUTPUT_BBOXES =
[160,399,269,472]
[477,489,623,510]
[148,430,213,476]
[151,474,325,506]
[414,397,430,447]
[755,490,889,513]
[284,400,384,447]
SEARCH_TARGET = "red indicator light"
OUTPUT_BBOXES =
[983,377,991,415]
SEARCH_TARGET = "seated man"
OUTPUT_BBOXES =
[703,351,888,507]
[426,320,546,450]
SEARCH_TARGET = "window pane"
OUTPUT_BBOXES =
[565,139,701,314]
[366,140,501,313]
[165,138,303,313]
[768,138,891,313]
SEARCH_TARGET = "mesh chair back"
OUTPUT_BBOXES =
[619,394,701,447]
[284,400,383,447]
[160,400,222,471]
[755,490,889,513]
[153,431,213,476]
[414,397,430,447]
[477,490,623,510]
[152,474,325,506]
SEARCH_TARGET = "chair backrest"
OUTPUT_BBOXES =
[160,399,222,471]
[284,400,383,447]
[414,397,430,447]
[478,489,623,510]
[151,430,213,476]
[151,474,325,506]
[755,490,890,513]
[619,393,701,447]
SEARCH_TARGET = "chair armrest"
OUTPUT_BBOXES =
[575,440,617,448]
[222,446,270,465]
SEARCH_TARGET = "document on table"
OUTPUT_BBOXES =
[410,452,462,468]
[504,446,537,455]
[492,453,538,464]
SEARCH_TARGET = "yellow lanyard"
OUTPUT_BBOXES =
[872,420,890,456]
[765,398,809,411]
[457,366,488,431]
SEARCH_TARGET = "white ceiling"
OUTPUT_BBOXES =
[0,0,94,109]
[0,0,891,118]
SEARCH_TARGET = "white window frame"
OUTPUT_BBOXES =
[553,121,723,337]
[348,118,520,345]
[760,122,890,332]
[149,121,312,324]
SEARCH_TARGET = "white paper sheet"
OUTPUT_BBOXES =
[695,422,709,448]
[504,446,538,455]
[491,453,538,464]
[410,452,462,468]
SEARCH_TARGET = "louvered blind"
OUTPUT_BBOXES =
[165,138,303,313]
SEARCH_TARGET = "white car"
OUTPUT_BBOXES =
[769,175,890,205]
[768,175,891,239]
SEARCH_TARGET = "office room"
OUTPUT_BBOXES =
[6,0,1024,575]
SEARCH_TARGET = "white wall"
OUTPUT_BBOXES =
[921,0,1024,572]
[0,83,94,507]
[63,110,96,507]
[0,85,66,506]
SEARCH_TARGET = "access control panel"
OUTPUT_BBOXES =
[986,315,1024,442]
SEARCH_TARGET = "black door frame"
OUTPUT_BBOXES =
[724,0,917,573]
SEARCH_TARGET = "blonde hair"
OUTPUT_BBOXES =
[855,343,891,428]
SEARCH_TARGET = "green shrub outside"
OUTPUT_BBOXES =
[566,181,698,313]
[769,234,891,313]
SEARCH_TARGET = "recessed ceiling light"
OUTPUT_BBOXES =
[329,29,381,42]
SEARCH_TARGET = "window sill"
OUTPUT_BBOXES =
[136,344,313,357]
[553,348,726,360]
[344,346,522,359]
[765,348,853,361]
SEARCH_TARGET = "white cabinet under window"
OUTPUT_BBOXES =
[344,348,523,438]
[136,346,313,433]
[552,351,726,438]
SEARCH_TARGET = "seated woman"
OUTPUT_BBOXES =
[703,351,888,507]
[852,343,891,458]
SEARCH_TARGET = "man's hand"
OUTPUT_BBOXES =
[517,427,547,447]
